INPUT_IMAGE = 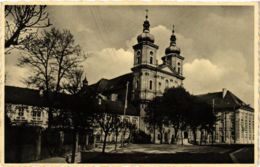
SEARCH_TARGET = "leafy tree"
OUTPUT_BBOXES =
[120,119,137,146]
[186,97,216,145]
[161,87,192,144]
[145,96,167,144]
[5,5,51,49]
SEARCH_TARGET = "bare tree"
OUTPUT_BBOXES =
[63,68,85,95]
[18,27,86,128]
[51,29,85,93]
[5,5,51,49]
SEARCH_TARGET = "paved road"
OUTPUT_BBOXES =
[83,144,239,163]
[111,144,232,154]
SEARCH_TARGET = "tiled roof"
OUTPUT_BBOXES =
[197,90,253,112]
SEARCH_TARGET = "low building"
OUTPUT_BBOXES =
[5,86,49,128]
[197,89,254,144]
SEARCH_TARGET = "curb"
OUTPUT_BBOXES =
[229,147,245,163]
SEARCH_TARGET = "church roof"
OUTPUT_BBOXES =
[197,90,253,112]
[88,73,133,93]
[100,99,139,116]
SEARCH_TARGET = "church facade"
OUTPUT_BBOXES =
[130,13,184,135]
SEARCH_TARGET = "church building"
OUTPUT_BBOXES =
[86,11,254,144]
[86,12,185,143]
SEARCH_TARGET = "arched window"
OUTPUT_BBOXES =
[137,57,140,64]
[158,82,162,91]
[177,62,181,74]
[136,80,139,89]
[150,56,153,64]
[136,51,141,64]
[178,67,181,74]
[149,80,153,90]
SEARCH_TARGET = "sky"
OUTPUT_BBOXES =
[5,5,255,106]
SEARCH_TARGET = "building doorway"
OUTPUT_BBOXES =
[184,131,188,139]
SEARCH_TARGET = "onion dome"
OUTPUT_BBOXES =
[137,9,155,43]
[165,24,181,54]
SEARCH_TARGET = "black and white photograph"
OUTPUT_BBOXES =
[3,3,257,164]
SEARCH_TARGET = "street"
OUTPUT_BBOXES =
[82,144,254,163]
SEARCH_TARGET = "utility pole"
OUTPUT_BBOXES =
[212,98,215,144]
[121,81,129,147]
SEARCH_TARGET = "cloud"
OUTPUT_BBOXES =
[83,48,133,84]
[183,50,253,105]
[5,65,28,88]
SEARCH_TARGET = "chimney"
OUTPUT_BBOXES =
[222,88,227,98]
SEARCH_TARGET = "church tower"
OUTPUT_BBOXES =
[161,25,184,76]
[131,10,159,132]
[131,10,159,102]
[133,10,159,67]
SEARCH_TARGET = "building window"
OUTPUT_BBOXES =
[136,50,141,64]
[150,51,153,55]
[158,134,161,140]
[135,80,139,89]
[149,80,153,90]
[18,110,24,117]
[132,118,137,126]
[32,109,42,120]
[150,56,153,64]
[158,82,161,91]
[137,57,140,64]
[178,67,181,74]
[165,80,169,89]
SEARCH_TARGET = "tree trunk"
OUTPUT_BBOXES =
[121,127,126,147]
[85,134,89,147]
[181,131,183,145]
[35,128,42,160]
[174,128,178,144]
[200,130,203,145]
[211,131,214,145]
[115,132,118,151]
[71,130,79,163]
[153,124,156,144]
[193,129,197,145]
[102,132,108,153]
[160,131,163,144]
